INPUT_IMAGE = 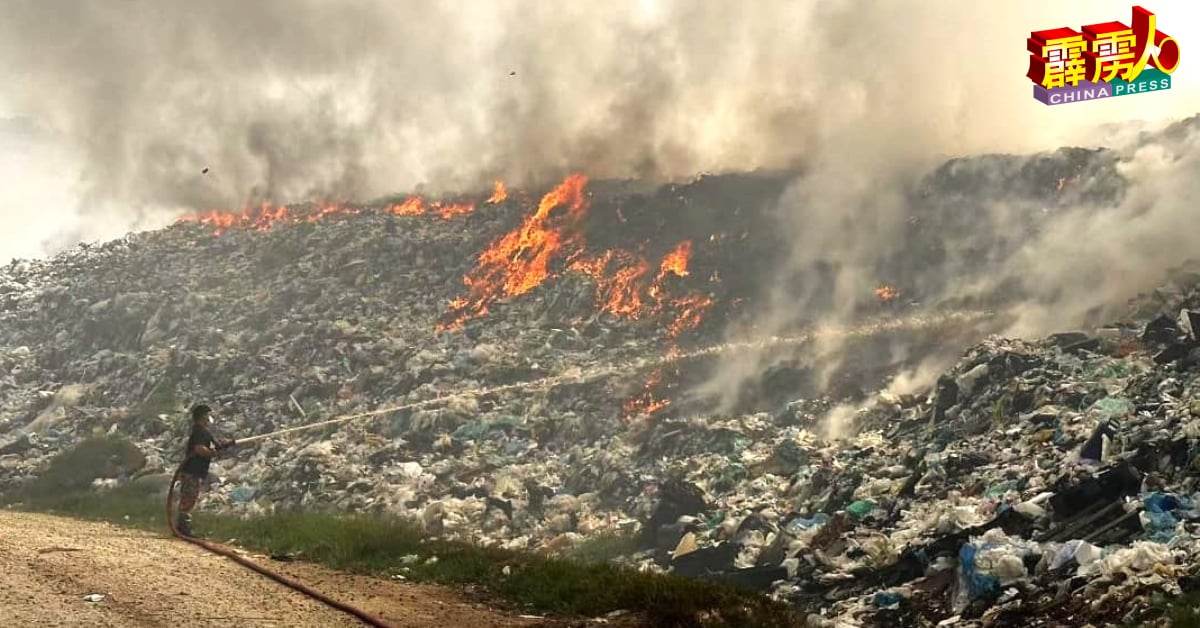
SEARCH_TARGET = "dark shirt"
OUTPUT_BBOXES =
[181,425,217,478]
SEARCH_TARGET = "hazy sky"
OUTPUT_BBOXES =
[0,0,1197,263]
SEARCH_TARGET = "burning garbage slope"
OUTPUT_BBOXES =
[2,118,1200,625]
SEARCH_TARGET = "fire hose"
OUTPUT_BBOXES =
[159,309,993,626]
[166,457,396,628]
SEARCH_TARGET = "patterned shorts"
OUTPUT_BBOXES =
[178,473,203,514]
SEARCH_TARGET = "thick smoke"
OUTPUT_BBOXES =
[5,0,1189,261]
[2,1,1199,434]
[680,1,1200,430]
[0,0,815,260]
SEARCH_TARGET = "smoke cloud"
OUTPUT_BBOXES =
[2,1,1199,433]
[667,0,1200,427]
[3,1,1189,261]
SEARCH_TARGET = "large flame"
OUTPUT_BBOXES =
[439,174,590,330]
[569,250,652,319]
[176,172,717,422]
[441,174,717,342]
[439,175,718,420]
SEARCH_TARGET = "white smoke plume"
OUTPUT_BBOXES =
[2,2,1199,435]
[675,0,1200,426]
[4,1,1193,263]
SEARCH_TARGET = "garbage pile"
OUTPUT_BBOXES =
[2,117,1200,625]
[652,301,1200,626]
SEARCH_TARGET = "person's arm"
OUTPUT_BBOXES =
[192,443,218,458]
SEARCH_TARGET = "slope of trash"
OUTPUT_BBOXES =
[2,116,1200,626]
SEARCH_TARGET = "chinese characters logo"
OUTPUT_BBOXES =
[1027,6,1180,105]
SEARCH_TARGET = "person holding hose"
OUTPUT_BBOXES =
[175,404,236,537]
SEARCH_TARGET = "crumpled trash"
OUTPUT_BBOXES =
[7,144,1200,627]
[784,513,829,534]
[82,594,105,603]
[955,543,1000,611]
[1048,539,1103,571]
[954,529,1040,612]
[1080,541,1174,581]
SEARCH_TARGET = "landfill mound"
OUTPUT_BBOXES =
[2,115,1200,626]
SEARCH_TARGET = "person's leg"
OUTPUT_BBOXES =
[176,473,201,536]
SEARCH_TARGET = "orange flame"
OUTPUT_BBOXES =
[387,197,476,219]
[435,202,474,219]
[656,241,692,281]
[308,202,359,224]
[179,182,507,235]
[622,369,671,418]
[389,197,426,216]
[875,284,901,302]
[440,175,717,337]
[435,175,720,419]
[439,174,590,330]
[570,251,655,319]
[565,240,713,331]
[178,202,355,235]
[487,180,508,204]
[665,293,715,341]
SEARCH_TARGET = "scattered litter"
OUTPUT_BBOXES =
[3,144,1200,626]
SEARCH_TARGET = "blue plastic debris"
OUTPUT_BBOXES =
[229,485,256,503]
[873,591,904,608]
[959,543,1000,600]
[785,513,830,534]
[1143,510,1178,543]
[1143,492,1189,514]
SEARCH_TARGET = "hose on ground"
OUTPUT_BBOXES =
[167,462,396,628]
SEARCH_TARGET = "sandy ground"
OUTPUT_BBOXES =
[0,510,557,628]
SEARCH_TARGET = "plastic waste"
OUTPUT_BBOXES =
[954,543,999,612]
[229,485,256,503]
[1140,510,1179,543]
[846,500,874,519]
[873,591,903,609]
[1048,540,1102,571]
[785,514,829,534]
[1089,397,1134,420]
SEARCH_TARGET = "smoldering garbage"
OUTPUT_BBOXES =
[3,131,1200,626]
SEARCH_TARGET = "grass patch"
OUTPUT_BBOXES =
[4,487,801,627]
[565,531,640,564]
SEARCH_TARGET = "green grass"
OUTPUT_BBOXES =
[565,531,641,564]
[3,485,801,627]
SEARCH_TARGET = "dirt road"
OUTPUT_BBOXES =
[0,510,552,628]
